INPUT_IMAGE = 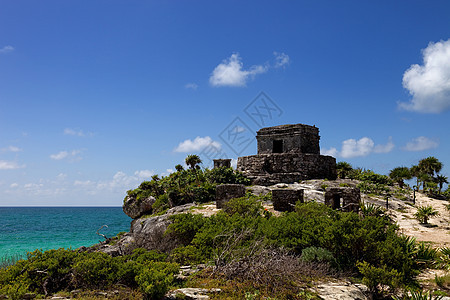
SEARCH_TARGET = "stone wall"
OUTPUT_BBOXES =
[216,184,246,209]
[256,124,320,155]
[324,187,360,212]
[272,189,304,212]
[237,153,336,186]
[213,159,231,169]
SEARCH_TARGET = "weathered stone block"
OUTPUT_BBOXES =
[324,187,360,212]
[216,184,246,209]
[272,189,304,212]
[213,159,231,169]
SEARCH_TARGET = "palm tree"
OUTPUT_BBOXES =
[336,161,353,179]
[418,156,443,177]
[436,175,449,194]
[185,154,202,170]
[389,166,412,188]
[414,205,439,224]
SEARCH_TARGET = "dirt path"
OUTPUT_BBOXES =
[389,192,450,248]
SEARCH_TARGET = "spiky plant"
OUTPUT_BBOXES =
[414,205,439,224]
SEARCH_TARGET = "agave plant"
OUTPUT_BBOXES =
[360,201,385,217]
[392,290,443,300]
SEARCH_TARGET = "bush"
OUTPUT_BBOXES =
[357,261,401,297]
[135,262,179,299]
[205,167,251,185]
[300,246,337,266]
[223,196,264,217]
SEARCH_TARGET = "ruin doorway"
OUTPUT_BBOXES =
[273,140,283,153]
[332,194,341,209]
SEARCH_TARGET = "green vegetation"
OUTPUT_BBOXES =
[125,156,250,214]
[414,205,440,224]
[0,248,176,300]
[2,155,449,299]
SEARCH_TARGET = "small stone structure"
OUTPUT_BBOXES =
[216,184,246,209]
[237,123,336,185]
[213,159,231,169]
[324,187,360,212]
[272,189,304,212]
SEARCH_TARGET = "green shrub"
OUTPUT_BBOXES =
[357,261,401,297]
[223,196,264,217]
[205,167,251,185]
[169,245,203,265]
[135,262,179,299]
[300,246,336,266]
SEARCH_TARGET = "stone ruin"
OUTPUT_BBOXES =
[324,187,360,212]
[237,123,336,185]
[272,188,304,212]
[213,159,231,169]
[216,184,246,209]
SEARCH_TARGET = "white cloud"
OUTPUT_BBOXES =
[64,128,93,137]
[399,39,450,113]
[50,150,82,161]
[402,136,439,151]
[0,160,25,170]
[209,53,268,87]
[134,170,155,179]
[341,137,375,158]
[326,137,395,158]
[321,147,338,157]
[373,137,395,153]
[273,52,290,68]
[0,45,14,54]
[185,83,198,90]
[174,136,221,153]
[10,183,19,188]
[1,146,22,152]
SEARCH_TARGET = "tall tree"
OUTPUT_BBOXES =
[418,156,443,177]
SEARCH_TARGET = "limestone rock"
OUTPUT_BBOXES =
[97,203,195,255]
[166,288,221,300]
[315,281,368,300]
[122,195,156,219]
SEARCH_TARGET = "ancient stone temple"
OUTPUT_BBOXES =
[237,123,336,185]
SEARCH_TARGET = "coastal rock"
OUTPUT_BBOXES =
[98,203,195,255]
[122,195,156,219]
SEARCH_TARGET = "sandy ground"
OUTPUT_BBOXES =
[387,192,450,248]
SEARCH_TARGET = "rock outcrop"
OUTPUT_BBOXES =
[122,195,156,219]
[97,203,195,256]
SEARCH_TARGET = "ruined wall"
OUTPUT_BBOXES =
[213,159,231,169]
[256,124,320,155]
[237,153,336,186]
[324,187,360,212]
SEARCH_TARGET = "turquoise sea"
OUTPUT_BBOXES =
[0,207,131,259]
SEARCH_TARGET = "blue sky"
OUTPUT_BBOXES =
[1,1,450,206]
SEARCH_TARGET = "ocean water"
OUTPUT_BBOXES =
[0,207,131,259]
